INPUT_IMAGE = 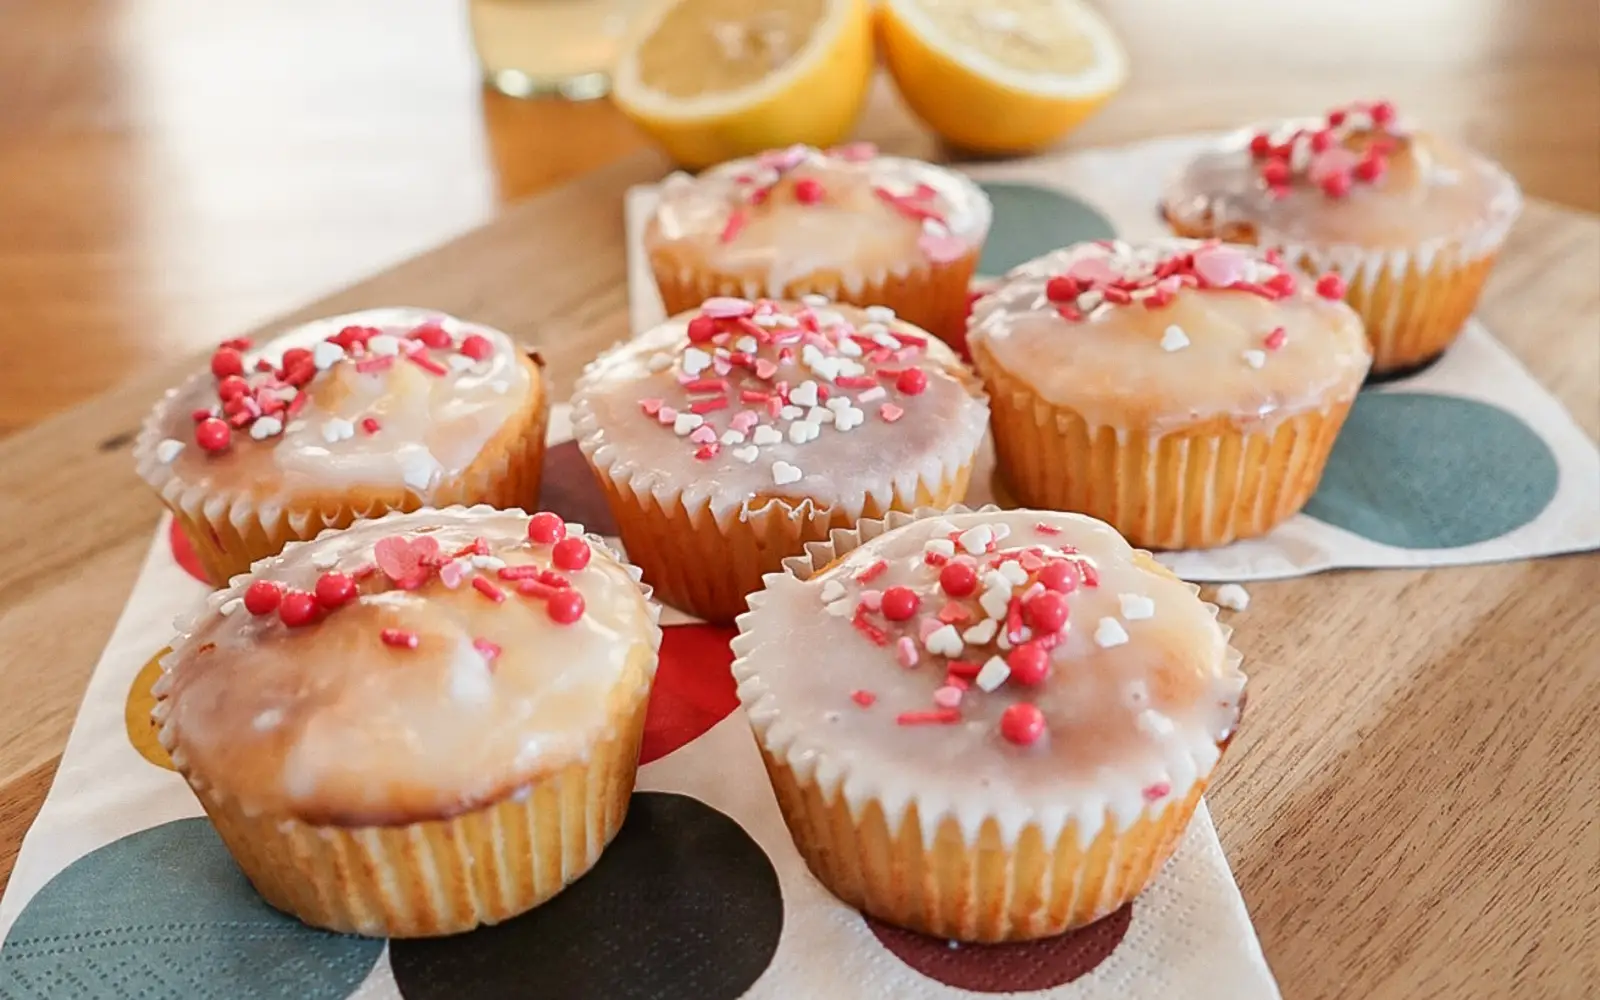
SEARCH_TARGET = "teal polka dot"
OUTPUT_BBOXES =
[977,182,1116,277]
[1304,392,1559,549]
[0,819,382,999]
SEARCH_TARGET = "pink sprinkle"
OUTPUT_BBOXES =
[896,637,919,668]
[1192,245,1250,287]
[690,396,729,415]
[1264,326,1288,351]
[879,403,905,423]
[933,685,963,709]
[688,425,718,444]
[754,359,779,380]
[701,296,755,318]
[380,628,419,650]
[937,601,971,624]
[830,141,878,162]
[712,357,733,376]
[730,410,759,433]
[917,616,943,642]
[1143,782,1172,802]
[918,232,969,264]
[1065,255,1117,283]
[473,638,501,662]
[857,589,883,612]
[1034,522,1062,535]
[438,561,468,588]
[656,405,678,424]
[472,576,506,603]
[851,689,877,707]
[855,560,889,584]
[718,212,747,244]
[639,398,664,416]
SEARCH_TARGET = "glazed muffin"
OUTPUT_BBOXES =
[571,296,989,622]
[732,507,1246,941]
[645,143,991,350]
[134,308,548,585]
[1161,99,1521,374]
[153,507,660,937]
[968,238,1371,550]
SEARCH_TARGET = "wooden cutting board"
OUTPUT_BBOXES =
[0,148,1595,1000]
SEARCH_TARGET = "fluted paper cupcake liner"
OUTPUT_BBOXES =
[649,248,982,353]
[135,370,548,586]
[974,348,1354,550]
[731,507,1242,942]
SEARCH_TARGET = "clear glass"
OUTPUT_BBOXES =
[468,0,640,101]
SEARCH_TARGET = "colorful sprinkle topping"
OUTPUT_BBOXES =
[1248,100,1404,200]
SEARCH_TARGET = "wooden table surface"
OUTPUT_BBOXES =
[1,2,1597,998]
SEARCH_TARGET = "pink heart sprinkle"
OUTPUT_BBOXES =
[639,398,664,416]
[1066,256,1117,283]
[917,232,969,264]
[656,405,678,424]
[933,685,963,708]
[438,560,468,588]
[757,144,808,171]
[374,535,441,589]
[858,589,883,611]
[917,616,943,642]
[754,359,778,380]
[1192,245,1250,287]
[880,403,905,423]
[829,141,878,162]
[689,425,717,444]
[701,296,755,319]
[712,357,732,376]
[730,410,759,433]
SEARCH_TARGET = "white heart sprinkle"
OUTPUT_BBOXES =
[249,416,284,440]
[1214,583,1251,611]
[731,445,759,464]
[646,352,674,373]
[787,421,819,445]
[801,293,831,307]
[447,353,476,372]
[219,597,243,616]
[835,407,865,432]
[826,597,855,617]
[673,413,705,435]
[810,357,842,381]
[837,338,864,357]
[998,561,1028,586]
[924,624,964,658]
[1161,325,1190,352]
[779,405,803,420]
[979,587,1012,621]
[720,430,747,445]
[820,579,847,603]
[752,425,783,446]
[311,550,340,570]
[1136,708,1176,737]
[924,539,956,558]
[154,438,185,464]
[1094,617,1130,648]
[367,334,400,357]
[1242,349,1267,369]
[865,305,896,323]
[1119,593,1156,620]
[807,406,834,424]
[975,656,1011,692]
[322,418,355,443]
[313,341,347,370]
[789,381,819,407]
[681,347,712,375]
[962,619,998,645]
[772,461,803,485]
[957,525,993,555]
[401,454,441,492]
[836,358,866,378]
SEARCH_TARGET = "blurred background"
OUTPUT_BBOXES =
[2,0,1596,436]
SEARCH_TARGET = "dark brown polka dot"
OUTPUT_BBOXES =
[538,439,617,536]
[865,903,1132,993]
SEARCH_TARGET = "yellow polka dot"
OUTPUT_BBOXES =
[125,650,174,771]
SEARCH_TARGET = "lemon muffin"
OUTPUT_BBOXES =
[154,507,659,937]
[134,307,548,585]
[572,296,989,622]
[732,507,1246,941]
[969,237,1372,550]
[1161,99,1521,374]
[646,143,992,349]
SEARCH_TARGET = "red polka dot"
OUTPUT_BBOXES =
[167,519,210,586]
[640,624,739,765]
[864,904,1132,992]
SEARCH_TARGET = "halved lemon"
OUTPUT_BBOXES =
[611,0,875,170]
[878,0,1128,154]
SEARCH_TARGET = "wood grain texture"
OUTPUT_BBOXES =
[2,0,1598,432]
[0,148,1595,996]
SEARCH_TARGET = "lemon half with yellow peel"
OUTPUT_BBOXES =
[878,0,1128,155]
[611,0,875,170]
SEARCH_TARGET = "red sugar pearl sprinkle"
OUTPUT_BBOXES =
[410,323,452,349]
[552,537,592,572]
[895,367,928,396]
[314,572,357,609]
[1260,159,1291,187]
[243,580,284,616]
[1024,591,1069,633]
[1316,273,1348,300]
[381,627,420,649]
[546,589,586,625]
[459,334,494,361]
[1000,703,1047,746]
[939,561,978,597]
[360,417,382,435]
[195,418,232,453]
[1370,100,1397,126]
[1007,643,1052,687]
[527,511,565,545]
[793,177,825,204]
[210,348,246,380]
[217,375,249,401]
[880,586,920,622]
[850,689,877,708]
[278,590,320,628]
[1320,171,1353,199]
[1037,561,1079,594]
[1045,275,1080,302]
[1248,133,1273,158]
[1353,155,1386,183]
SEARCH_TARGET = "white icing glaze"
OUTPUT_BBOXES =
[647,145,993,296]
[571,298,989,520]
[967,238,1371,432]
[135,308,538,503]
[1162,120,1521,254]
[156,507,660,826]
[732,508,1245,848]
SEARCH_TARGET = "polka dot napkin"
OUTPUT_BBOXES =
[625,135,1599,582]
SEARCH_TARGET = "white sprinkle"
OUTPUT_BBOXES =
[810,356,843,381]
[779,405,804,420]
[489,381,509,394]
[154,438,185,464]
[367,334,400,357]
[772,461,803,486]
[471,555,507,571]
[312,340,347,370]
[974,656,1011,692]
[991,523,1011,542]
[1076,289,1104,311]
[997,561,1028,586]
[825,597,855,617]
[731,445,759,464]
[801,293,831,307]
[681,347,712,375]
[311,550,340,570]
[979,587,1012,621]
[814,309,845,328]
[924,624,964,658]
[789,381,819,407]
[249,416,284,440]
[320,418,355,444]
[752,313,781,328]
[864,305,896,323]
[962,619,998,645]
[834,407,865,432]
[925,540,957,561]
[1094,617,1130,648]
[1119,593,1156,620]
[646,352,674,373]
[673,413,705,436]
[736,335,759,354]
[837,337,864,357]
[857,386,887,404]
[825,396,850,412]
[1242,349,1267,370]
[401,454,439,492]
[252,708,285,732]
[219,597,243,616]
[1215,583,1251,611]
[286,420,307,433]
[751,425,783,446]
[447,353,476,372]
[788,420,820,445]
[1136,708,1176,737]
[271,385,298,403]
[772,313,800,328]
[835,358,866,378]
[957,525,993,555]
[820,579,847,603]
[806,406,834,424]
[1160,325,1190,352]
[720,429,747,445]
